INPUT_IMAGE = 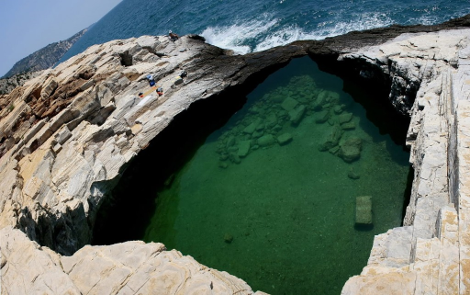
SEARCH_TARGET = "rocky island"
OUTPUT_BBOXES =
[1,15,470,294]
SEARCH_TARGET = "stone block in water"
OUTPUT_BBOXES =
[277,133,293,146]
[315,110,330,123]
[257,134,275,147]
[318,125,343,152]
[289,105,306,126]
[341,122,356,130]
[237,141,251,158]
[243,118,262,134]
[281,97,299,111]
[338,137,362,163]
[266,113,278,128]
[356,196,372,225]
[338,112,353,124]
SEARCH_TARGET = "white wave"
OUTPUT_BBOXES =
[200,17,278,54]
[201,12,398,54]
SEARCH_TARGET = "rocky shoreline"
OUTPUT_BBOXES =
[1,15,470,294]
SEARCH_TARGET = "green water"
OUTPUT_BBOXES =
[142,57,410,295]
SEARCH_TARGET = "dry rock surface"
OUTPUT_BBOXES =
[341,29,470,294]
[1,15,470,294]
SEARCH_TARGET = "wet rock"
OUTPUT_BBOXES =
[289,105,306,126]
[348,169,360,180]
[219,162,229,169]
[338,112,353,124]
[319,125,343,151]
[243,118,262,134]
[226,136,236,147]
[341,121,356,130]
[252,130,264,139]
[224,233,234,243]
[356,196,372,225]
[328,146,340,155]
[277,133,293,146]
[315,110,330,123]
[281,97,299,111]
[333,105,344,114]
[229,153,241,164]
[257,134,275,147]
[266,113,278,128]
[338,137,362,163]
[237,141,251,158]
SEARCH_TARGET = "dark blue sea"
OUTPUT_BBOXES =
[62,0,469,62]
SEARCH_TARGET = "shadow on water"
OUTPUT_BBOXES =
[92,90,249,245]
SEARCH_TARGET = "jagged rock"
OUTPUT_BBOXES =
[319,125,343,151]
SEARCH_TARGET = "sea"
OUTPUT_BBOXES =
[62,0,470,62]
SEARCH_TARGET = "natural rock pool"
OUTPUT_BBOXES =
[94,57,411,295]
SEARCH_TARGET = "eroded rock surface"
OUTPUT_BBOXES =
[0,226,264,295]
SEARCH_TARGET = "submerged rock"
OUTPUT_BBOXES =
[224,233,234,243]
[277,133,293,145]
[257,134,275,147]
[315,110,330,123]
[289,105,306,125]
[319,125,343,152]
[338,137,362,163]
[356,196,372,225]
[281,97,299,111]
[237,140,251,158]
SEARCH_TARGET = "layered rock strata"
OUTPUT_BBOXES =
[341,29,470,294]
[1,15,470,295]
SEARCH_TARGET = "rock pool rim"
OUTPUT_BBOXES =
[8,13,470,256]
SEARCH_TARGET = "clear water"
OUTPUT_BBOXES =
[60,0,470,62]
[142,57,410,295]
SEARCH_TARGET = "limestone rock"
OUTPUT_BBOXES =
[338,137,362,163]
[289,105,306,125]
[356,196,372,225]
[281,97,299,111]
[257,134,275,147]
[238,140,251,158]
[277,133,293,145]
[0,227,257,295]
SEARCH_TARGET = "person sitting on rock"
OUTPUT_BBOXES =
[169,30,179,41]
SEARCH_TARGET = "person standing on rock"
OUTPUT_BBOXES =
[169,30,179,41]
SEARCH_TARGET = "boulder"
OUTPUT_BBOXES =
[289,105,306,125]
[277,133,293,145]
[319,125,343,151]
[281,97,299,111]
[243,118,262,134]
[338,137,362,163]
[237,140,251,158]
[356,196,372,225]
[315,110,330,123]
[338,112,353,124]
[341,121,356,130]
[257,134,275,147]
